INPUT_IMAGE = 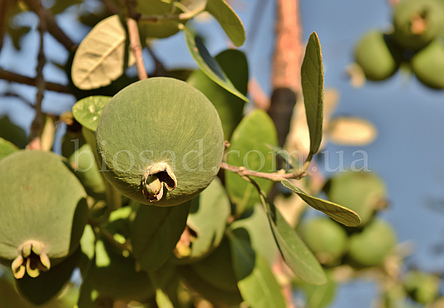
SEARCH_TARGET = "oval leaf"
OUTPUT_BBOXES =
[205,0,245,47]
[72,15,135,90]
[187,49,248,140]
[281,179,361,227]
[182,26,248,102]
[228,231,286,308]
[72,96,112,132]
[0,137,19,160]
[225,109,278,216]
[301,32,324,161]
[129,200,191,271]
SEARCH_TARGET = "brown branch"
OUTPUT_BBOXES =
[0,0,14,54]
[2,92,35,108]
[220,162,306,182]
[28,0,46,149]
[127,18,147,80]
[22,0,76,51]
[0,69,70,93]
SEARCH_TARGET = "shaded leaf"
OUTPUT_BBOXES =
[205,0,245,47]
[228,230,286,308]
[72,96,111,132]
[0,115,27,148]
[282,179,361,227]
[129,201,191,271]
[72,15,135,90]
[187,49,248,139]
[182,26,248,101]
[301,32,324,161]
[0,137,19,160]
[225,109,278,216]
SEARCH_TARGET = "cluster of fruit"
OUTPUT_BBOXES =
[298,171,395,269]
[354,0,444,89]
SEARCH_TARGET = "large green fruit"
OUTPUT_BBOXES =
[403,270,439,304]
[324,171,387,228]
[298,217,348,267]
[348,218,397,268]
[0,150,88,279]
[354,30,403,81]
[411,39,444,89]
[96,77,225,207]
[392,0,444,51]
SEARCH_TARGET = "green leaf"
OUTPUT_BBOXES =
[129,200,191,271]
[228,230,286,308]
[156,289,175,308]
[0,137,19,160]
[301,32,324,162]
[175,178,231,262]
[72,96,111,132]
[225,109,278,216]
[137,0,181,39]
[282,179,361,227]
[182,26,248,102]
[205,0,246,47]
[187,49,248,140]
[259,191,326,285]
[72,15,135,90]
[15,248,81,305]
[0,115,27,148]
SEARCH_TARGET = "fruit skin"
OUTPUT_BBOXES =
[411,39,444,89]
[392,0,444,51]
[96,77,225,207]
[298,217,348,267]
[347,218,397,268]
[354,30,403,81]
[403,270,439,304]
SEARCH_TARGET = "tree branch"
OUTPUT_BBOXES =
[0,69,70,93]
[127,18,147,80]
[220,162,306,182]
[22,0,76,51]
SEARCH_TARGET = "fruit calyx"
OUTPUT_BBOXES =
[11,241,51,279]
[141,162,177,203]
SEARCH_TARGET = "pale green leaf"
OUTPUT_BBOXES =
[205,0,245,47]
[225,109,278,216]
[0,137,19,160]
[156,289,174,308]
[301,32,324,161]
[282,179,361,227]
[72,15,135,90]
[228,230,286,308]
[182,26,248,102]
[72,96,111,132]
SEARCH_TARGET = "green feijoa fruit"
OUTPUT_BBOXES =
[354,30,403,81]
[324,171,387,228]
[96,77,225,207]
[403,270,439,304]
[298,216,348,267]
[393,0,444,51]
[0,150,88,279]
[411,39,444,89]
[348,218,397,268]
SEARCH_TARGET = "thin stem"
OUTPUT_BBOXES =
[127,18,148,80]
[220,162,306,182]
[88,219,132,252]
[0,69,70,93]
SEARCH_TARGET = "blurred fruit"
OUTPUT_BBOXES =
[354,30,403,81]
[403,270,439,304]
[348,218,397,268]
[298,217,348,267]
[392,0,444,51]
[411,38,444,89]
[324,171,388,228]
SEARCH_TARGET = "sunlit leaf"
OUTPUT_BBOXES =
[187,49,248,139]
[156,288,174,308]
[301,32,324,162]
[225,109,278,216]
[0,137,19,160]
[282,179,361,227]
[72,15,135,90]
[129,200,191,271]
[228,230,286,308]
[72,96,111,132]
[182,25,248,101]
[205,0,245,47]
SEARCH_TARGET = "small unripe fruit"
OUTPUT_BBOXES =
[96,77,225,207]
[411,39,444,89]
[403,270,439,304]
